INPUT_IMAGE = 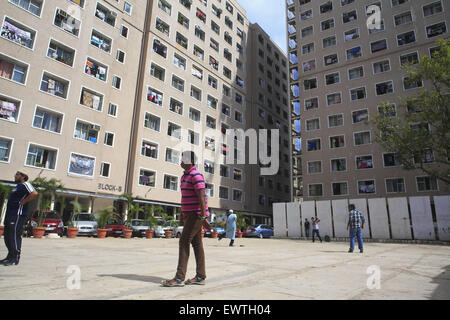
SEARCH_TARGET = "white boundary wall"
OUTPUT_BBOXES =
[274,195,449,241]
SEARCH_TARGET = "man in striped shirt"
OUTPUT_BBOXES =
[1,170,38,266]
[162,151,210,287]
[347,204,365,253]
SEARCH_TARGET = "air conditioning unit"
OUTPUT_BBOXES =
[90,124,101,131]
[57,9,68,18]
[110,11,117,18]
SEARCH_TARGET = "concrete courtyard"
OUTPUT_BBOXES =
[0,236,449,300]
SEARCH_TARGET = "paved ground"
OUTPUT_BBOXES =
[0,236,449,300]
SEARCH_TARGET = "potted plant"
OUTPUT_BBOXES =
[235,211,248,238]
[121,193,144,239]
[144,208,158,239]
[161,213,174,238]
[66,200,81,238]
[95,206,117,238]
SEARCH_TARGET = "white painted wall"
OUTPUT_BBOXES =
[286,202,301,237]
[332,199,348,238]
[387,197,412,240]
[316,200,333,238]
[368,198,390,239]
[301,201,315,237]
[273,202,287,237]
[434,196,450,241]
[409,197,435,240]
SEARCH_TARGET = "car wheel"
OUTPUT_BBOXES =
[259,233,264,239]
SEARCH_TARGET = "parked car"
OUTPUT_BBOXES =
[243,224,274,238]
[204,222,225,238]
[105,219,126,237]
[72,213,98,236]
[26,210,64,237]
[175,226,184,238]
[154,219,178,237]
[130,219,150,237]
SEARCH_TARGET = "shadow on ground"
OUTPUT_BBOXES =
[98,274,165,284]
[431,265,450,300]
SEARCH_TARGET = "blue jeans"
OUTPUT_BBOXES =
[349,227,363,252]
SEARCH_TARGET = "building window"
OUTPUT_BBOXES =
[326,72,340,85]
[371,39,387,53]
[108,103,118,117]
[176,32,188,49]
[33,107,62,133]
[206,115,216,129]
[306,118,320,131]
[80,87,103,111]
[124,2,132,15]
[104,132,114,147]
[0,55,27,84]
[47,39,75,67]
[0,137,13,162]
[354,131,371,145]
[327,93,341,106]
[423,1,443,17]
[90,29,112,53]
[400,52,419,66]
[332,182,348,196]
[139,169,156,187]
[188,130,199,146]
[328,114,343,127]
[305,97,319,110]
[1,18,36,49]
[54,8,80,36]
[233,190,243,202]
[142,141,158,158]
[307,161,322,174]
[165,148,180,164]
[147,87,163,106]
[331,158,346,172]
[350,87,366,101]
[190,86,202,101]
[219,187,229,199]
[68,153,94,176]
[392,0,409,7]
[85,58,107,82]
[384,153,401,167]
[386,178,405,193]
[207,95,218,110]
[9,0,43,16]
[204,160,214,174]
[169,98,183,115]
[320,1,333,14]
[330,135,345,148]
[205,184,214,198]
[26,144,57,170]
[376,81,394,95]
[144,113,160,132]
[323,36,336,48]
[173,53,186,70]
[358,180,375,194]
[397,31,416,46]
[321,18,334,30]
[0,95,20,123]
[120,25,129,38]
[41,72,69,98]
[344,28,359,41]
[167,122,181,139]
[153,39,167,58]
[74,120,100,143]
[348,66,364,80]
[95,3,117,27]
[416,176,438,191]
[100,162,110,178]
[189,107,201,122]
[158,0,172,15]
[163,175,178,191]
[324,53,338,66]
[356,155,373,169]
[171,75,185,92]
[394,11,412,26]
[307,138,321,151]
[403,77,423,90]
[205,137,215,151]
[426,22,447,38]
[308,184,323,197]
[150,63,165,81]
[156,17,170,36]
[343,10,357,23]
[346,46,362,60]
[373,60,391,74]
[352,109,368,123]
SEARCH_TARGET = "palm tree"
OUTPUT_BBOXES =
[30,177,63,227]
[0,184,13,214]
[120,193,144,229]
[95,206,118,229]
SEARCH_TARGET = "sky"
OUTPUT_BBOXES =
[238,0,287,53]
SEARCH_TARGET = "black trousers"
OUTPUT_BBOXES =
[312,229,322,242]
[3,214,27,260]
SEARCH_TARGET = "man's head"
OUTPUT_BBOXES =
[349,204,356,211]
[15,170,29,183]
[181,151,197,170]
[227,209,233,216]
[305,218,308,221]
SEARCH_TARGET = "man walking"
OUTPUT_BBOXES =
[311,217,322,243]
[304,218,310,238]
[1,170,37,266]
[347,204,365,253]
[221,209,237,247]
[162,151,209,287]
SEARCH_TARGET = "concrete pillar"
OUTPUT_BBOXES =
[50,195,55,210]
[1,199,7,226]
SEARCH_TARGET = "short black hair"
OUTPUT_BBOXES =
[182,150,197,165]
[349,204,355,210]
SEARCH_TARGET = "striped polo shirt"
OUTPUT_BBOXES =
[180,166,209,217]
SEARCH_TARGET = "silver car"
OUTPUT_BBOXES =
[130,219,150,237]
[73,213,98,236]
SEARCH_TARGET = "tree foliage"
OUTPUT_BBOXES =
[372,38,450,185]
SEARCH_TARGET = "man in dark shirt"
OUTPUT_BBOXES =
[1,170,38,265]
[304,218,310,238]
[347,204,365,253]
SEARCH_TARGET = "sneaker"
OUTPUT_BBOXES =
[360,250,363,253]
[348,250,353,253]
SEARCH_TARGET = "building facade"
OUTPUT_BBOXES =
[286,0,449,201]
[0,0,291,224]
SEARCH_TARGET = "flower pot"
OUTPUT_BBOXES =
[123,229,133,239]
[32,227,46,239]
[165,230,173,238]
[201,231,205,238]
[236,232,243,238]
[211,231,218,238]
[0,226,4,237]
[97,229,108,238]
[146,230,154,239]
[67,228,79,238]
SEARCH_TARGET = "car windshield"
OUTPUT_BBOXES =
[132,220,148,226]
[107,220,122,225]
[75,214,96,221]
[247,225,257,229]
[44,211,60,219]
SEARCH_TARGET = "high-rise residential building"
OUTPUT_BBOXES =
[286,0,449,200]
[0,0,291,225]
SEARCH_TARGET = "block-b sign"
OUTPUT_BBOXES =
[366,5,382,31]
[366,265,381,290]
[66,265,81,290]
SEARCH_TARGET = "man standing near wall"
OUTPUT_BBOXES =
[347,204,365,253]
[1,170,38,266]
[304,218,310,238]
[162,151,209,287]
[311,217,322,243]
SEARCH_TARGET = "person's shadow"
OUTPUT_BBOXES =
[97,274,165,284]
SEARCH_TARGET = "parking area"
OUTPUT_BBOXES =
[0,237,449,300]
